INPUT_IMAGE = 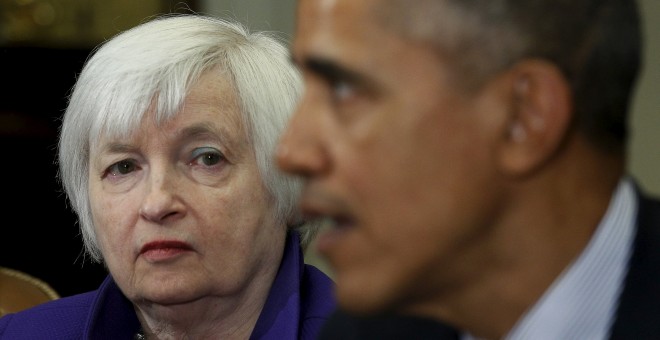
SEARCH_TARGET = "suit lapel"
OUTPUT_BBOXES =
[609,185,660,339]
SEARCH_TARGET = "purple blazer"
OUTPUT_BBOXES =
[0,232,335,340]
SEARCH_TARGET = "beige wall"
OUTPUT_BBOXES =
[200,0,296,40]
[629,0,660,196]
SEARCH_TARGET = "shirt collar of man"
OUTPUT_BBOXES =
[464,176,637,340]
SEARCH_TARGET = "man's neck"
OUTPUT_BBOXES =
[407,139,625,339]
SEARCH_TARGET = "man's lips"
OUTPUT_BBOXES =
[299,190,356,230]
[309,215,355,231]
[140,240,192,261]
[315,215,356,256]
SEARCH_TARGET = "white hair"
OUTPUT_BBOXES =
[58,14,317,262]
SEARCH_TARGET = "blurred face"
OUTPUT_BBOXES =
[89,70,285,306]
[278,0,508,314]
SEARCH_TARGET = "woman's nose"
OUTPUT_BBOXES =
[138,170,185,224]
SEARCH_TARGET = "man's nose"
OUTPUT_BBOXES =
[276,97,330,178]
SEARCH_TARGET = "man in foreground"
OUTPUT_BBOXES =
[277,0,659,338]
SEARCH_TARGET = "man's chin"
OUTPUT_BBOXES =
[335,281,401,317]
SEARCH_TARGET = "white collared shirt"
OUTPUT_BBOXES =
[464,177,637,340]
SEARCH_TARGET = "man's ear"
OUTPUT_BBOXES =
[497,59,573,177]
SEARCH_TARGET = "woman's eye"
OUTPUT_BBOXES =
[191,147,225,167]
[106,160,137,176]
[200,153,222,166]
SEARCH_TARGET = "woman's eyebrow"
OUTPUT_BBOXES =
[97,142,137,155]
[178,122,248,157]
[178,122,233,146]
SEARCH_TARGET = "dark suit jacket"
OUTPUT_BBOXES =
[609,186,660,339]
[318,185,660,339]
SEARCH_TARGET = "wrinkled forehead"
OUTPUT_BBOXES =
[293,0,400,65]
[89,66,240,150]
[292,0,454,81]
[88,93,178,152]
[295,0,439,37]
[294,0,455,59]
[296,0,383,37]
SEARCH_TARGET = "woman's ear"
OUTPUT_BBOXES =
[497,59,573,177]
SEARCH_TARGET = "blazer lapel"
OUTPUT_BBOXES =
[609,185,660,339]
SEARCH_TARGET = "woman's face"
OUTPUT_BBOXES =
[88,70,286,306]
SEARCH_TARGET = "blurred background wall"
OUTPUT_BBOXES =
[629,0,660,195]
[0,0,657,295]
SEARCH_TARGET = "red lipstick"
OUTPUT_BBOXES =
[140,240,192,262]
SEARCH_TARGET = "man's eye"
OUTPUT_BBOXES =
[191,147,225,167]
[107,160,136,176]
[332,80,356,102]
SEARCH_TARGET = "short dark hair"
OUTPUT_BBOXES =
[379,0,642,153]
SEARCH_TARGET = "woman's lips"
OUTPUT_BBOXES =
[140,240,192,262]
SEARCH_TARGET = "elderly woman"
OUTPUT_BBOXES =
[0,14,334,339]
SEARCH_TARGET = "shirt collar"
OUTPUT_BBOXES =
[505,177,637,339]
